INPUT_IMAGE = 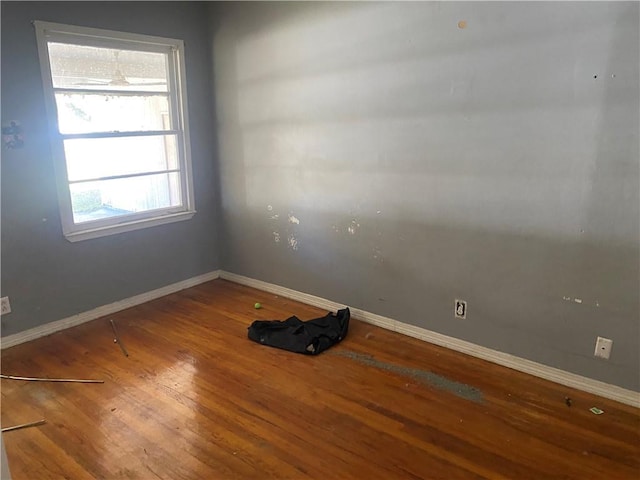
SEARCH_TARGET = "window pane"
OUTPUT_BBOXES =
[64,135,178,182]
[48,42,168,92]
[56,93,170,134]
[70,172,182,224]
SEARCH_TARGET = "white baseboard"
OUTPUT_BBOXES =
[0,270,221,350]
[219,271,640,408]
[3,269,637,407]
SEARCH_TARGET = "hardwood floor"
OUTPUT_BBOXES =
[1,279,638,479]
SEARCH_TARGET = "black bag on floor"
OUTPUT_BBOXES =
[247,308,350,355]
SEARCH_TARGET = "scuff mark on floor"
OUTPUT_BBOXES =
[332,350,484,404]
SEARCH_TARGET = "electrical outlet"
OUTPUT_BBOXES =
[455,299,467,319]
[0,297,11,316]
[594,336,613,360]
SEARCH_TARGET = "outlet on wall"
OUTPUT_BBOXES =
[0,297,11,316]
[594,336,613,360]
[455,299,467,319]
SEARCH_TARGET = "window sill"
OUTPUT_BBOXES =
[64,210,196,242]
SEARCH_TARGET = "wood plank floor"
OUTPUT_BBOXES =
[1,279,638,479]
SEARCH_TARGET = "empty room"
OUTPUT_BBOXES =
[1,1,638,479]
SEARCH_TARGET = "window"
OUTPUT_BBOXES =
[34,22,195,242]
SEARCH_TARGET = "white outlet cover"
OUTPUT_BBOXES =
[594,336,613,360]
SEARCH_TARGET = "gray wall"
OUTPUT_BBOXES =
[211,2,640,390]
[1,2,220,336]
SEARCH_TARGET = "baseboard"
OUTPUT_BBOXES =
[3,269,637,407]
[219,271,640,408]
[0,270,221,350]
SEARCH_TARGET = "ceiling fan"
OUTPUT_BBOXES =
[73,51,166,88]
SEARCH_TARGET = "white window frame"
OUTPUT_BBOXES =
[34,21,196,242]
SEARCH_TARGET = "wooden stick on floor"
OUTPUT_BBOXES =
[2,420,46,433]
[0,374,104,383]
[110,319,129,357]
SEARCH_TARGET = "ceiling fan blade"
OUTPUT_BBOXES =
[72,80,110,86]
